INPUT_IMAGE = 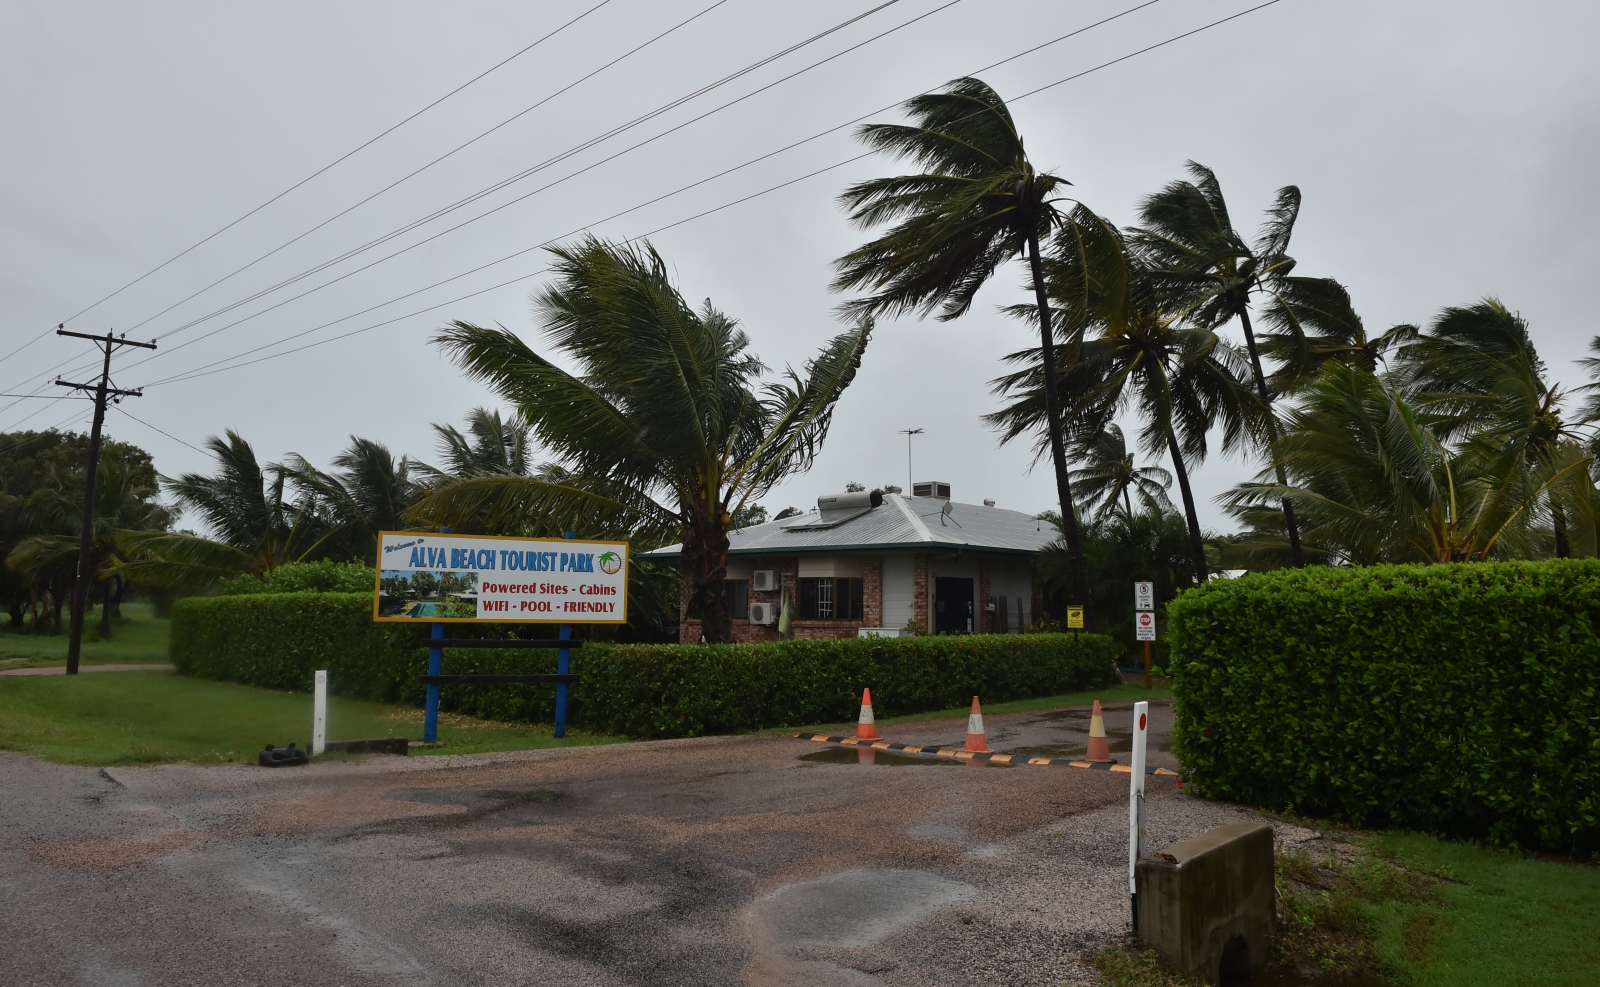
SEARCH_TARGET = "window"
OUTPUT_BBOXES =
[724,579,749,619]
[799,577,863,620]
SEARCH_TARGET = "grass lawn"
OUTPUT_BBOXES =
[766,680,1171,737]
[0,669,622,766]
[1370,832,1600,986]
[0,603,171,668]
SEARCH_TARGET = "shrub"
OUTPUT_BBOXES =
[1167,559,1600,851]
[171,592,1117,737]
[219,560,376,596]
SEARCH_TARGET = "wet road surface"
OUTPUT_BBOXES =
[0,701,1304,986]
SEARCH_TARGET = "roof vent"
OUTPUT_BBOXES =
[983,499,995,507]
[782,489,883,531]
[912,481,950,501]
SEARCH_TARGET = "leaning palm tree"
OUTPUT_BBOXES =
[1396,299,1596,557]
[1256,276,1412,393]
[1131,163,1309,564]
[830,76,1094,627]
[408,237,872,643]
[1069,424,1173,518]
[989,206,1259,581]
[283,437,420,563]
[1222,362,1587,563]
[419,408,532,482]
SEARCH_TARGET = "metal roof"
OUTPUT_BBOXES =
[642,494,1057,558]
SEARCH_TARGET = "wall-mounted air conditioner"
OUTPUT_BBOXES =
[752,570,777,592]
[749,601,777,625]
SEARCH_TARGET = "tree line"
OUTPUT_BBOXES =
[7,76,1590,644]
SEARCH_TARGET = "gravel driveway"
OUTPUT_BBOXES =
[0,701,1311,986]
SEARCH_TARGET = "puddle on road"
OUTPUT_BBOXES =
[799,747,1012,768]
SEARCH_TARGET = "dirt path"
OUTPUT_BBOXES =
[0,702,1317,986]
[0,663,175,676]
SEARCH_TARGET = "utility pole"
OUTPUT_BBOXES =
[899,428,923,492]
[54,328,155,675]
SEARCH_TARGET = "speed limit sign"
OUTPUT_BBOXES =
[1135,610,1156,641]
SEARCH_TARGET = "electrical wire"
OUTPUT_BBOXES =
[114,406,207,454]
[0,0,615,367]
[137,0,1281,391]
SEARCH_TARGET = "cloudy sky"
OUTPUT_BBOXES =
[3,0,1596,532]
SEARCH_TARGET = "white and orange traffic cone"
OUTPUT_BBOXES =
[1085,699,1113,763]
[964,696,992,753]
[855,688,881,742]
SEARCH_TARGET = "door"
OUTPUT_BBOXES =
[934,577,975,634]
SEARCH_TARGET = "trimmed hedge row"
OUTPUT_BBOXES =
[1167,560,1600,851]
[171,592,1118,738]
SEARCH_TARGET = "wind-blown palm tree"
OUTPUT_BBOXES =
[829,76,1094,627]
[1221,362,1586,563]
[283,437,420,563]
[419,408,532,481]
[1130,164,1335,566]
[989,206,1259,580]
[1256,276,1411,392]
[1069,424,1173,518]
[1397,299,1596,557]
[408,237,872,643]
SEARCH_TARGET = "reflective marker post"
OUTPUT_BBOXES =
[1128,699,1149,929]
[554,530,576,739]
[312,669,327,755]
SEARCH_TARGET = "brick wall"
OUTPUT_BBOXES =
[912,554,929,632]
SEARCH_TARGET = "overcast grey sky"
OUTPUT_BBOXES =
[3,0,1597,532]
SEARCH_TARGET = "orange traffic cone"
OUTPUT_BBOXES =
[855,688,881,742]
[964,696,992,753]
[1086,699,1112,763]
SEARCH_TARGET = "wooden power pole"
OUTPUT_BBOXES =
[54,328,155,675]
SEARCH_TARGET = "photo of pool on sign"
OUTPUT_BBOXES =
[378,570,478,619]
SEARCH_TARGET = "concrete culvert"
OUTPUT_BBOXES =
[1218,935,1251,985]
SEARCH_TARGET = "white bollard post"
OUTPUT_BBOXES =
[1128,699,1149,929]
[312,670,327,756]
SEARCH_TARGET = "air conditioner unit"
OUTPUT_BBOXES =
[752,570,777,592]
[749,601,777,625]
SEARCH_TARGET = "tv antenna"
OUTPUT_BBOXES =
[899,428,923,492]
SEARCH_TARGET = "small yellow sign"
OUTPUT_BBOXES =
[1066,606,1084,629]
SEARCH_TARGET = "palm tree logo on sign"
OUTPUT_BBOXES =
[597,551,622,575]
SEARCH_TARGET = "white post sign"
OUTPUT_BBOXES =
[1134,581,1154,611]
[1135,610,1157,641]
[312,669,327,756]
[1128,700,1149,914]
[373,531,629,624]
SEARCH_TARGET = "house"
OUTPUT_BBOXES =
[646,483,1056,642]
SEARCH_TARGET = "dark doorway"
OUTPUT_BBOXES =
[934,577,974,634]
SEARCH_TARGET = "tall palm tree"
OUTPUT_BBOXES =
[1131,163,1309,564]
[408,237,872,643]
[829,76,1094,628]
[1069,424,1173,518]
[1221,362,1586,563]
[1397,299,1596,557]
[989,206,1258,581]
[1256,276,1411,392]
[420,408,532,481]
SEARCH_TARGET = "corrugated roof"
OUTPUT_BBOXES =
[642,494,1057,558]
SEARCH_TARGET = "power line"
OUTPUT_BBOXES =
[113,405,207,454]
[129,0,1209,390]
[126,0,745,340]
[125,0,928,360]
[0,0,615,367]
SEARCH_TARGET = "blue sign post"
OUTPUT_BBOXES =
[554,530,575,738]
[424,526,451,744]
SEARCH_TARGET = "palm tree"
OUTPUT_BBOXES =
[1397,299,1596,557]
[283,437,420,562]
[829,76,1094,628]
[1069,424,1173,518]
[1256,276,1411,392]
[1131,163,1307,564]
[419,408,532,481]
[408,237,872,643]
[989,206,1259,581]
[1221,362,1586,563]
[118,431,325,585]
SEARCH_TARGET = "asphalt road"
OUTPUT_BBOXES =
[0,701,1299,986]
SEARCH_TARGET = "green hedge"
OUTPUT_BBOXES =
[1167,560,1600,851]
[170,592,1117,737]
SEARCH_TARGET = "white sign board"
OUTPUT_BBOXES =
[374,531,628,624]
[1135,610,1157,641]
[1134,581,1154,611]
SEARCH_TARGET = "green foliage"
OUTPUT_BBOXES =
[218,560,377,595]
[171,592,1117,738]
[1167,560,1600,851]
